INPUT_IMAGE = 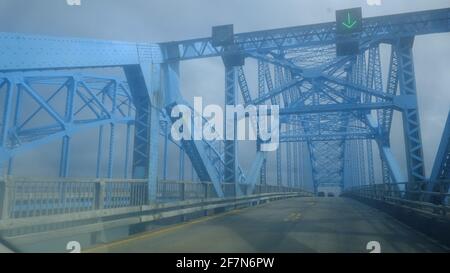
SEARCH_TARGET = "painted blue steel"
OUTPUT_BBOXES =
[266,63,283,187]
[179,146,185,181]
[257,60,267,186]
[124,107,132,179]
[429,111,450,185]
[366,139,375,185]
[163,120,169,180]
[0,7,448,203]
[161,8,450,61]
[96,113,105,178]
[0,75,134,159]
[392,38,426,199]
[224,66,237,186]
[0,33,163,71]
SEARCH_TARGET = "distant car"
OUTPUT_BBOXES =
[327,193,335,197]
[317,192,325,197]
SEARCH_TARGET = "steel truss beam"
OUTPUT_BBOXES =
[395,38,426,198]
[0,74,134,156]
[281,132,374,142]
[428,111,450,201]
[162,9,450,61]
[257,60,267,186]
[224,66,238,188]
[1,7,448,202]
[430,111,450,181]
[0,33,163,71]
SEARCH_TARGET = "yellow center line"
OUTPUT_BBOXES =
[85,210,239,252]
[84,205,256,253]
[283,212,302,222]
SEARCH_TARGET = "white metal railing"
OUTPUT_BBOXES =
[343,181,450,216]
[0,176,304,220]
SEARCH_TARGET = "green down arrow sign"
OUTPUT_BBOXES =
[342,12,357,29]
[335,8,363,56]
[336,7,363,34]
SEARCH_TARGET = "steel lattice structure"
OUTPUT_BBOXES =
[0,8,449,201]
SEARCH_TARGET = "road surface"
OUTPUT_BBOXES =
[88,197,448,253]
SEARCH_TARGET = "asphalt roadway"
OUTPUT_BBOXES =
[88,197,448,253]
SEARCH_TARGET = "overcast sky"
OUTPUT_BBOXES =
[0,0,449,188]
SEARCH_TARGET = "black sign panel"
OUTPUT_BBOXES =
[336,7,363,35]
[212,24,234,47]
[336,7,363,56]
[336,41,360,56]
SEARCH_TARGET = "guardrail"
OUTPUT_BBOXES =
[0,176,311,249]
[0,176,300,220]
[0,177,312,250]
[343,181,450,216]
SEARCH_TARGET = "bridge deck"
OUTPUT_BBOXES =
[87,197,447,253]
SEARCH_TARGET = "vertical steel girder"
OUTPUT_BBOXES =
[427,111,450,202]
[59,79,76,178]
[430,111,450,182]
[59,136,71,178]
[298,142,304,189]
[396,38,426,187]
[347,140,358,187]
[0,81,12,175]
[125,63,162,202]
[237,64,267,192]
[237,66,252,104]
[343,140,351,188]
[380,47,399,136]
[224,66,237,186]
[264,64,283,186]
[258,61,283,186]
[179,147,185,181]
[344,91,361,190]
[276,138,283,186]
[356,54,367,185]
[366,139,375,185]
[124,107,132,178]
[380,160,391,184]
[277,65,293,187]
[363,44,405,187]
[293,142,299,188]
[377,46,398,184]
[257,60,267,185]
[107,124,116,179]
[357,139,366,185]
[276,65,293,187]
[163,121,169,180]
[365,45,402,186]
[96,121,104,178]
[107,82,118,179]
[245,151,267,194]
[363,47,376,186]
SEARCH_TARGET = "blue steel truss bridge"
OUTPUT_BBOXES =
[0,7,449,253]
